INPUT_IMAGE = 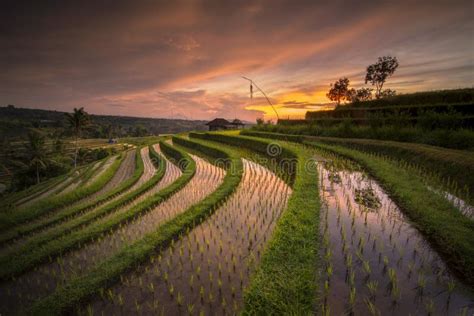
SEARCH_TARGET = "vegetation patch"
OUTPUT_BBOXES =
[0,152,127,230]
[27,137,243,315]
[187,132,320,315]
[308,141,474,286]
[241,130,474,203]
[0,148,146,245]
[0,142,191,280]
[354,187,381,210]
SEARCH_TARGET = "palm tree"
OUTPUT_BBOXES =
[65,107,90,168]
[24,131,48,184]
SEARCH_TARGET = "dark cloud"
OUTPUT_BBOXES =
[0,0,472,119]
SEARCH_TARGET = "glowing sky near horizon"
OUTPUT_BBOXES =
[0,0,473,121]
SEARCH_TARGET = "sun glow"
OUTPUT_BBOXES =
[245,89,334,120]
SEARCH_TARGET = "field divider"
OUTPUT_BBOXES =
[41,157,107,198]
[0,142,191,280]
[187,132,320,315]
[0,148,144,247]
[241,130,474,203]
[27,136,243,315]
[0,152,147,263]
[0,151,128,231]
[0,164,86,211]
[307,141,474,286]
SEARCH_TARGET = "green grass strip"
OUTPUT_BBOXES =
[0,148,144,246]
[0,152,127,230]
[0,142,188,281]
[189,132,297,185]
[0,165,84,211]
[308,141,474,286]
[27,137,243,315]
[242,130,474,204]
[0,149,146,252]
[188,132,320,314]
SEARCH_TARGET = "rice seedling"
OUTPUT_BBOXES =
[0,145,226,314]
[364,297,380,316]
[313,150,472,315]
[75,158,290,315]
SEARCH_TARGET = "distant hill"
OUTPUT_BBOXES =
[0,106,208,139]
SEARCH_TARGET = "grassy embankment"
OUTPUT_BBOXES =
[0,152,128,230]
[0,157,105,211]
[28,136,243,315]
[240,130,474,286]
[188,132,321,315]
[241,130,474,204]
[310,142,474,286]
[261,89,474,149]
[0,148,146,245]
[0,143,186,280]
[0,147,158,259]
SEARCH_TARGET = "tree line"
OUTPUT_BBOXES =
[327,56,399,105]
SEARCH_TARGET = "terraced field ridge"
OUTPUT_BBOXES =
[0,144,225,315]
[0,131,472,316]
[0,152,127,231]
[83,159,291,314]
[318,158,472,315]
[0,150,139,247]
[0,147,152,256]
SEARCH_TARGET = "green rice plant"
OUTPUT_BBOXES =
[417,274,426,296]
[0,152,127,230]
[447,279,456,298]
[363,260,371,276]
[424,298,435,315]
[364,297,380,316]
[188,133,320,315]
[305,142,474,285]
[28,138,243,315]
[321,303,330,316]
[348,287,356,312]
[187,304,194,315]
[0,147,145,252]
[366,280,378,299]
[326,264,333,280]
[0,146,174,280]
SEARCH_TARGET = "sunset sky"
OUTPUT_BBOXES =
[1,0,473,121]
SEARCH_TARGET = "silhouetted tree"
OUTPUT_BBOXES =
[348,88,373,102]
[65,107,90,168]
[379,89,397,98]
[24,131,48,184]
[365,56,399,99]
[327,78,351,105]
[256,118,264,125]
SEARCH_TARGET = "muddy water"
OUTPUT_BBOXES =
[81,159,291,315]
[0,153,222,315]
[318,161,473,316]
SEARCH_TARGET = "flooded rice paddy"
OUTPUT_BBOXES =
[0,152,223,315]
[80,159,291,315]
[318,158,473,315]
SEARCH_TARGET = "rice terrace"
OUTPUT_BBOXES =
[0,1,473,315]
